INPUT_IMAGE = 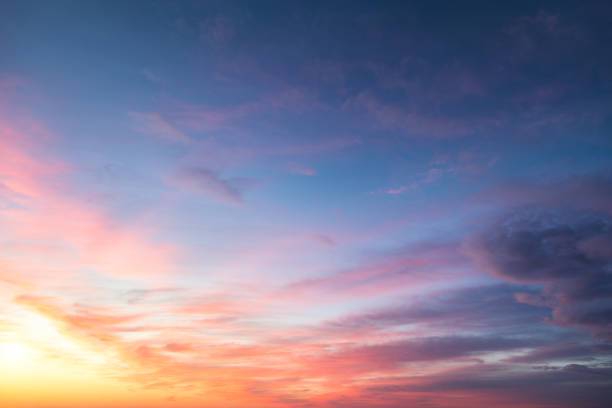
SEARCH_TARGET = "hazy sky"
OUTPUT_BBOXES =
[1,1,612,407]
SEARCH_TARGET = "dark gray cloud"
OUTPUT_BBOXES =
[471,210,612,341]
[327,284,547,333]
[364,363,612,408]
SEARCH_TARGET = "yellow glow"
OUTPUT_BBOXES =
[0,306,186,408]
[0,342,30,366]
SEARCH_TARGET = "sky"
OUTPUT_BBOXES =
[0,1,612,407]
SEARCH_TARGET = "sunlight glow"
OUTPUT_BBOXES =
[0,342,30,366]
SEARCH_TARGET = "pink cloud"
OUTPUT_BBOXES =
[290,165,317,176]
[169,166,254,205]
[276,242,468,301]
[0,114,178,282]
[386,185,412,195]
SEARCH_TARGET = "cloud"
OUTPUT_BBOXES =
[129,112,190,143]
[474,175,612,216]
[503,10,585,62]
[0,115,176,281]
[199,15,235,45]
[381,362,612,408]
[313,234,335,246]
[290,165,316,176]
[122,288,184,305]
[301,335,536,378]
[164,343,194,353]
[278,241,467,300]
[171,167,254,206]
[383,168,443,195]
[327,284,546,334]
[385,185,412,195]
[142,69,162,84]
[470,209,612,341]
[129,88,323,153]
[16,295,143,334]
[346,91,470,138]
[11,295,266,405]
[380,152,497,195]
[505,342,612,363]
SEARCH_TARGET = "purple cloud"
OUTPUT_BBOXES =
[505,342,612,363]
[474,175,612,216]
[470,210,612,341]
[171,167,254,206]
[305,335,536,377]
[345,91,470,138]
[327,284,546,334]
[129,112,190,143]
[279,241,467,300]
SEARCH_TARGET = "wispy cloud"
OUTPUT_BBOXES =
[0,114,177,282]
[277,241,468,301]
[142,69,162,84]
[290,164,316,176]
[129,111,191,143]
[170,167,254,206]
[346,91,471,138]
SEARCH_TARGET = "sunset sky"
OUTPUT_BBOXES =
[1,1,612,407]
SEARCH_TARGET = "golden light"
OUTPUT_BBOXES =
[0,341,30,366]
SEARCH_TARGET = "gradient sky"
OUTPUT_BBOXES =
[1,1,612,407]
